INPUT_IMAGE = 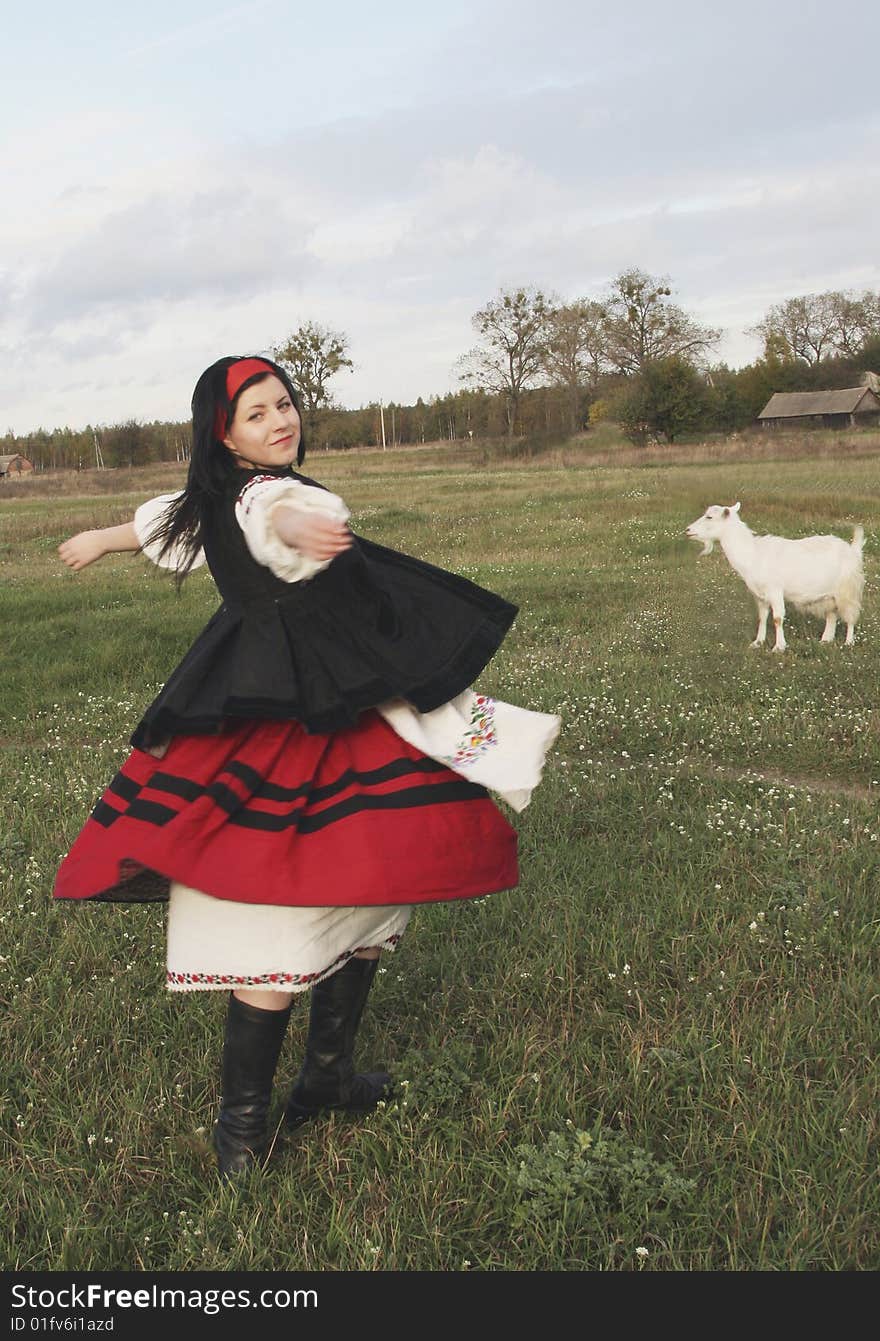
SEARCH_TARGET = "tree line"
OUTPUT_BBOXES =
[451,272,879,444]
[5,274,880,470]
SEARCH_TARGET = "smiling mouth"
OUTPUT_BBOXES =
[271,436,293,446]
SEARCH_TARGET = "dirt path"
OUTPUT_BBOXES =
[583,750,879,802]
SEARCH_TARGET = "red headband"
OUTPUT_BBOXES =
[213,358,276,441]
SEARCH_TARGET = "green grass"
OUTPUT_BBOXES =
[1,438,878,1270]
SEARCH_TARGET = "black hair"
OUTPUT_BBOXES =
[146,355,306,587]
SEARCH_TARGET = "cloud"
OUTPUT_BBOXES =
[3,0,879,431]
[308,201,416,265]
[19,187,316,327]
[120,0,284,60]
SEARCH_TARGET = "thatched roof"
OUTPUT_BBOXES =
[0,454,23,467]
[758,387,880,419]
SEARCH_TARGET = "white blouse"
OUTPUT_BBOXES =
[133,478,559,811]
[132,474,349,582]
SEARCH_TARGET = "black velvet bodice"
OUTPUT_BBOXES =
[130,467,517,749]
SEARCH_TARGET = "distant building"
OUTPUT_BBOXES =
[758,387,880,430]
[0,454,34,477]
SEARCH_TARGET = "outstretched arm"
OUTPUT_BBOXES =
[234,476,352,581]
[58,521,141,571]
[271,505,353,562]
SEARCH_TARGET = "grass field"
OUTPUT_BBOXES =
[1,434,878,1271]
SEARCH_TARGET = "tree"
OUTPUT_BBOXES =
[273,322,354,416]
[614,356,709,444]
[541,299,607,432]
[102,419,151,468]
[858,334,880,375]
[828,290,880,357]
[751,293,841,365]
[601,268,720,374]
[703,365,755,432]
[457,286,551,437]
[750,290,880,365]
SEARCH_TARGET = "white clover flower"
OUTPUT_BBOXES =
[635,1246,649,1259]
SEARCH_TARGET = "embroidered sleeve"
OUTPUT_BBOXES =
[133,492,207,572]
[378,690,561,813]
[234,475,351,583]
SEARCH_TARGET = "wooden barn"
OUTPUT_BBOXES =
[758,387,880,430]
[0,453,34,477]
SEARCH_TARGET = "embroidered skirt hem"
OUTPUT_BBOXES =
[165,883,412,993]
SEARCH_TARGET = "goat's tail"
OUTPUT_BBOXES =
[837,533,865,621]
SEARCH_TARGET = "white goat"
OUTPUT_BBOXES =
[686,503,864,652]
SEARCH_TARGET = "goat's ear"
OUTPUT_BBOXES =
[733,501,741,513]
[722,507,729,518]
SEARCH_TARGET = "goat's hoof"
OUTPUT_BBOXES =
[749,640,764,649]
[772,646,786,654]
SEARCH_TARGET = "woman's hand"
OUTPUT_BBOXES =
[59,522,141,570]
[58,530,107,571]
[272,506,353,562]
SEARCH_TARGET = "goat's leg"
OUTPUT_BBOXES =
[845,620,857,646]
[750,601,770,648]
[770,593,786,652]
[820,613,838,643]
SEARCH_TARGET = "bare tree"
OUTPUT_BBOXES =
[601,268,720,373]
[273,322,354,416]
[457,286,551,436]
[542,299,608,431]
[749,289,880,365]
[750,293,842,365]
[829,290,880,358]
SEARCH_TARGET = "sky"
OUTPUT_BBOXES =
[2,0,879,433]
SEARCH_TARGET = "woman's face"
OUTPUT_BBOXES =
[223,374,302,469]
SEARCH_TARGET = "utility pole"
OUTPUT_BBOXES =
[379,403,386,450]
[93,430,105,469]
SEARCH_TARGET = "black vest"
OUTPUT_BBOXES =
[130,468,517,749]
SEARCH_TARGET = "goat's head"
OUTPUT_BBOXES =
[686,502,741,555]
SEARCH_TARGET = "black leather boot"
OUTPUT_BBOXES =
[285,957,391,1129]
[214,994,292,1179]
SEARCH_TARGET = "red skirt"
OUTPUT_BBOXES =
[53,710,519,908]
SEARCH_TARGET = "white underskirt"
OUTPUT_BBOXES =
[165,882,412,993]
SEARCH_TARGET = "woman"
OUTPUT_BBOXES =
[55,355,559,1179]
